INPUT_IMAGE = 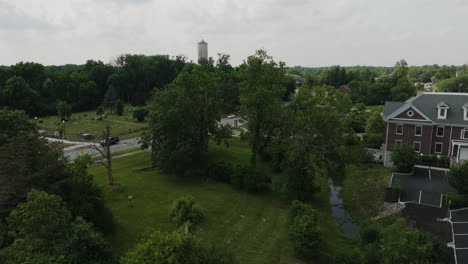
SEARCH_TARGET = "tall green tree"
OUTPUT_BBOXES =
[142,65,230,174]
[0,109,36,146]
[0,76,37,115]
[432,66,453,82]
[239,49,286,167]
[269,85,350,200]
[0,190,112,264]
[365,110,385,148]
[121,229,237,264]
[379,219,448,264]
[391,144,418,172]
[56,100,72,121]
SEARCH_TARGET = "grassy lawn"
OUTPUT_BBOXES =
[366,105,383,113]
[36,107,147,142]
[88,138,352,263]
[341,164,392,224]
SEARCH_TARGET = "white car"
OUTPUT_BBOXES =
[227,114,236,119]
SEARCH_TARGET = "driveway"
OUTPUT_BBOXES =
[393,167,457,207]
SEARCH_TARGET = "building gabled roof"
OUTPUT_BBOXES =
[437,101,449,108]
[384,92,468,125]
[198,40,207,44]
[383,101,405,117]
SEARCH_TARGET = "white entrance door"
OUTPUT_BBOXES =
[460,147,468,161]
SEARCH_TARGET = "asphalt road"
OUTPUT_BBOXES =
[64,137,141,159]
[62,117,242,159]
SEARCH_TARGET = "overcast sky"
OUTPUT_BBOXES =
[1,0,467,67]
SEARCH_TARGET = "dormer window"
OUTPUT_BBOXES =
[437,101,449,119]
[463,102,468,121]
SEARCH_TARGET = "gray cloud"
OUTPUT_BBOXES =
[0,0,467,66]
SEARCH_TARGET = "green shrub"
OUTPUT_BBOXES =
[448,162,468,194]
[208,161,233,183]
[288,200,320,257]
[439,156,450,168]
[332,247,364,264]
[229,165,268,192]
[201,245,238,264]
[169,196,203,227]
[115,101,124,116]
[445,193,468,209]
[289,200,315,223]
[133,108,149,122]
[96,106,104,116]
[391,144,418,172]
[360,225,381,245]
[364,133,383,149]
[392,179,402,199]
[289,213,320,257]
[418,155,450,168]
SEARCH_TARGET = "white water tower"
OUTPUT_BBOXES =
[198,40,208,61]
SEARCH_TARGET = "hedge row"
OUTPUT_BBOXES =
[208,161,270,192]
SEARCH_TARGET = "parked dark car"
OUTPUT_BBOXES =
[100,136,120,146]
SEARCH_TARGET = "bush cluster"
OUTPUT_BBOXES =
[132,107,149,122]
[417,155,450,168]
[448,162,468,194]
[288,200,320,257]
[445,193,468,209]
[208,161,269,192]
[169,196,204,227]
[391,179,402,199]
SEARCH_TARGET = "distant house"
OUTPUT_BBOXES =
[286,74,303,87]
[338,85,350,94]
[415,82,436,91]
[383,92,468,167]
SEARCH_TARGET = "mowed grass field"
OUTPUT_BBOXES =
[36,107,147,142]
[88,139,352,264]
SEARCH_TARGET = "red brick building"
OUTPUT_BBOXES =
[383,92,468,166]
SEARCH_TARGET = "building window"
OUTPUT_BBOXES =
[436,126,444,137]
[415,126,422,136]
[438,108,447,119]
[462,129,468,139]
[464,106,468,121]
[435,143,443,154]
[396,124,403,135]
[407,110,414,117]
[395,140,402,147]
[413,142,421,153]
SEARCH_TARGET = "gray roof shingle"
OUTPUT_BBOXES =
[384,92,468,125]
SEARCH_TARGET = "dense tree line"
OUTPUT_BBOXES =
[0,56,188,117]
[289,62,468,104]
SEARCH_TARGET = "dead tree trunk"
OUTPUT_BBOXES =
[93,125,114,186]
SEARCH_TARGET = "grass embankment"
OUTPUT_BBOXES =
[89,138,351,264]
[36,108,147,142]
[341,164,392,224]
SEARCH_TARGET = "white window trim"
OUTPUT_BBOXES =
[435,142,443,154]
[396,124,403,135]
[461,129,468,140]
[436,126,444,137]
[407,110,414,117]
[415,125,422,136]
[438,107,447,119]
[413,141,421,153]
[464,108,468,121]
